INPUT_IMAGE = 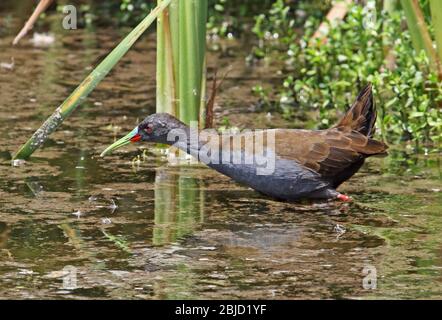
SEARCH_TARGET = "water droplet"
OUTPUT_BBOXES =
[72,210,83,218]
[11,159,26,167]
[108,199,118,213]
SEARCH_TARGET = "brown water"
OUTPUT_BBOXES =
[1,2,441,299]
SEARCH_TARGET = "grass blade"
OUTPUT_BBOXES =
[157,0,177,115]
[178,0,199,125]
[400,0,441,76]
[429,0,442,63]
[13,0,172,160]
[156,0,207,127]
[13,0,54,45]
[178,0,208,125]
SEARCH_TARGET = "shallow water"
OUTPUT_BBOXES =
[0,2,441,299]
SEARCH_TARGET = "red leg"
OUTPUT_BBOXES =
[337,193,351,202]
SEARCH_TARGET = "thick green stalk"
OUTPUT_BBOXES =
[179,0,199,125]
[155,0,208,163]
[178,0,208,125]
[400,0,440,72]
[199,60,207,128]
[13,0,172,160]
[383,0,398,70]
[156,0,207,127]
[429,0,442,63]
[195,0,208,128]
[169,0,181,110]
[195,0,208,86]
[157,0,177,115]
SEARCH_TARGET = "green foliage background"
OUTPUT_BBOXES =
[252,1,441,153]
[79,0,441,153]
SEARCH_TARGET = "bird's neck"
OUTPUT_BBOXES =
[166,127,232,173]
[166,125,205,158]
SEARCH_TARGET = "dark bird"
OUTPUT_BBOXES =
[101,84,388,202]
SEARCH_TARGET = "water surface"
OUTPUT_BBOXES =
[0,2,441,299]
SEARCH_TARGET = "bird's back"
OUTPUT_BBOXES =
[203,84,388,200]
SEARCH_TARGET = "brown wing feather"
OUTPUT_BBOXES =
[274,129,387,182]
[335,83,377,137]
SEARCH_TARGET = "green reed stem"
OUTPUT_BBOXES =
[156,0,208,126]
[429,0,442,64]
[400,0,441,76]
[13,0,172,160]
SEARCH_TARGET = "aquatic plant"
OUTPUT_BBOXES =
[251,1,442,153]
[207,0,274,38]
[429,0,442,64]
[252,0,330,58]
[13,0,212,159]
[400,0,442,78]
[156,0,208,126]
[13,0,172,160]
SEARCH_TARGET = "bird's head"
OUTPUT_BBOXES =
[100,113,186,157]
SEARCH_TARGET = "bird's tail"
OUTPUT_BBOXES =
[335,83,388,155]
[335,83,377,138]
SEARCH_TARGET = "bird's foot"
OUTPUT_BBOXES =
[337,193,351,202]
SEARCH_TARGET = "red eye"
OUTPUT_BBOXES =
[145,127,153,134]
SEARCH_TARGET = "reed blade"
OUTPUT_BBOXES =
[429,0,442,63]
[156,0,207,125]
[13,0,54,45]
[13,0,172,160]
[157,0,177,115]
[179,0,208,125]
[400,0,441,74]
